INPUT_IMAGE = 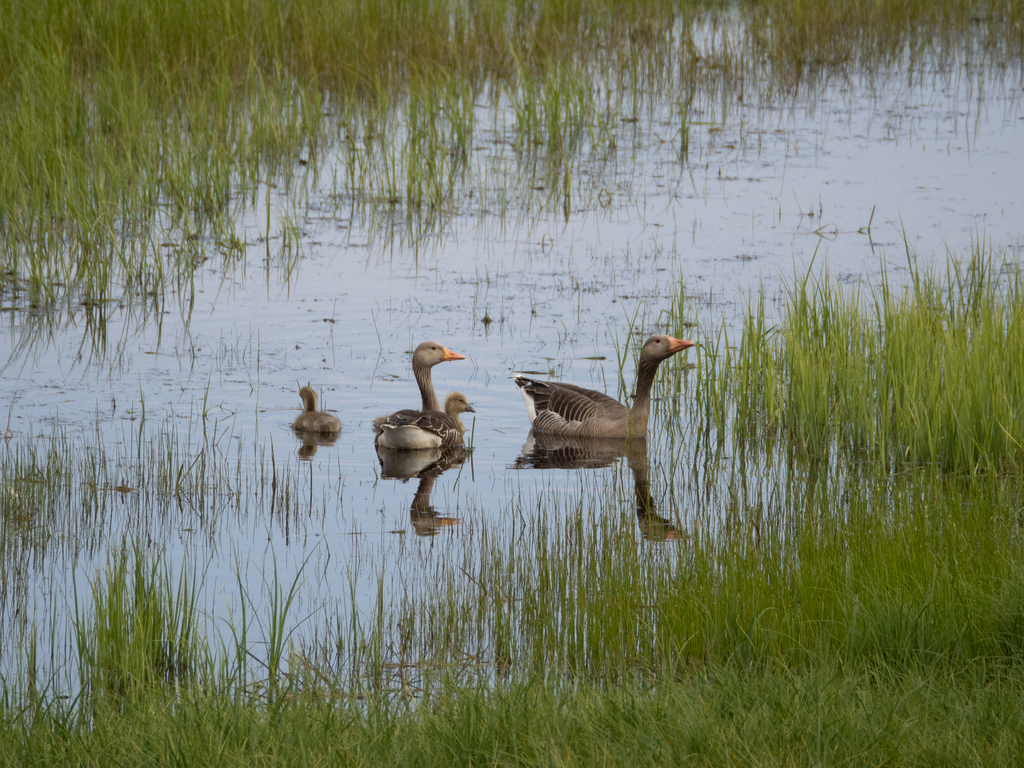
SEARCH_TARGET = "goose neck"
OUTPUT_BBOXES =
[627,357,660,433]
[414,363,440,412]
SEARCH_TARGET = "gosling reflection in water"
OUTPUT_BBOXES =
[513,431,687,542]
[376,445,467,536]
[293,430,340,459]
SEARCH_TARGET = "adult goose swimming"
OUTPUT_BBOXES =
[292,383,341,433]
[374,340,465,419]
[375,391,476,450]
[372,341,467,448]
[513,334,695,438]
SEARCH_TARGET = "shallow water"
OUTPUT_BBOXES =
[1,54,1022,680]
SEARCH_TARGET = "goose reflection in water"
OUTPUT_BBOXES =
[376,445,467,536]
[512,431,687,542]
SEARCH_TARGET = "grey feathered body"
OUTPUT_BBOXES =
[513,377,644,437]
[374,409,466,449]
[375,391,475,451]
[513,334,694,438]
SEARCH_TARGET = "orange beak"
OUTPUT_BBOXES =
[442,347,466,361]
[667,336,696,354]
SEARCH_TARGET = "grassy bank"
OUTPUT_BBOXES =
[3,452,1024,762]
[4,660,1024,765]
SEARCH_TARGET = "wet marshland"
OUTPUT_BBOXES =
[2,8,1024,694]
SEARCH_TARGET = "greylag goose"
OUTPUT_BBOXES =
[375,391,476,450]
[513,334,695,437]
[292,383,341,433]
[372,341,465,432]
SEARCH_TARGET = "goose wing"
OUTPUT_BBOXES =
[514,376,625,431]
[386,410,458,434]
[373,408,419,434]
[376,409,463,447]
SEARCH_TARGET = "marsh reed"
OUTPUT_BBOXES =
[723,244,1024,472]
[4,434,1024,763]
[3,0,1020,315]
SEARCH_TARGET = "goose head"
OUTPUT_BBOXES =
[414,341,466,370]
[639,334,695,364]
[444,391,476,433]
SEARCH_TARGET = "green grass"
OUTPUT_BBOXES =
[2,1,1024,760]
[73,548,203,710]
[4,660,1024,766]
[5,517,1024,765]
[723,244,1024,471]
[746,0,1024,75]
